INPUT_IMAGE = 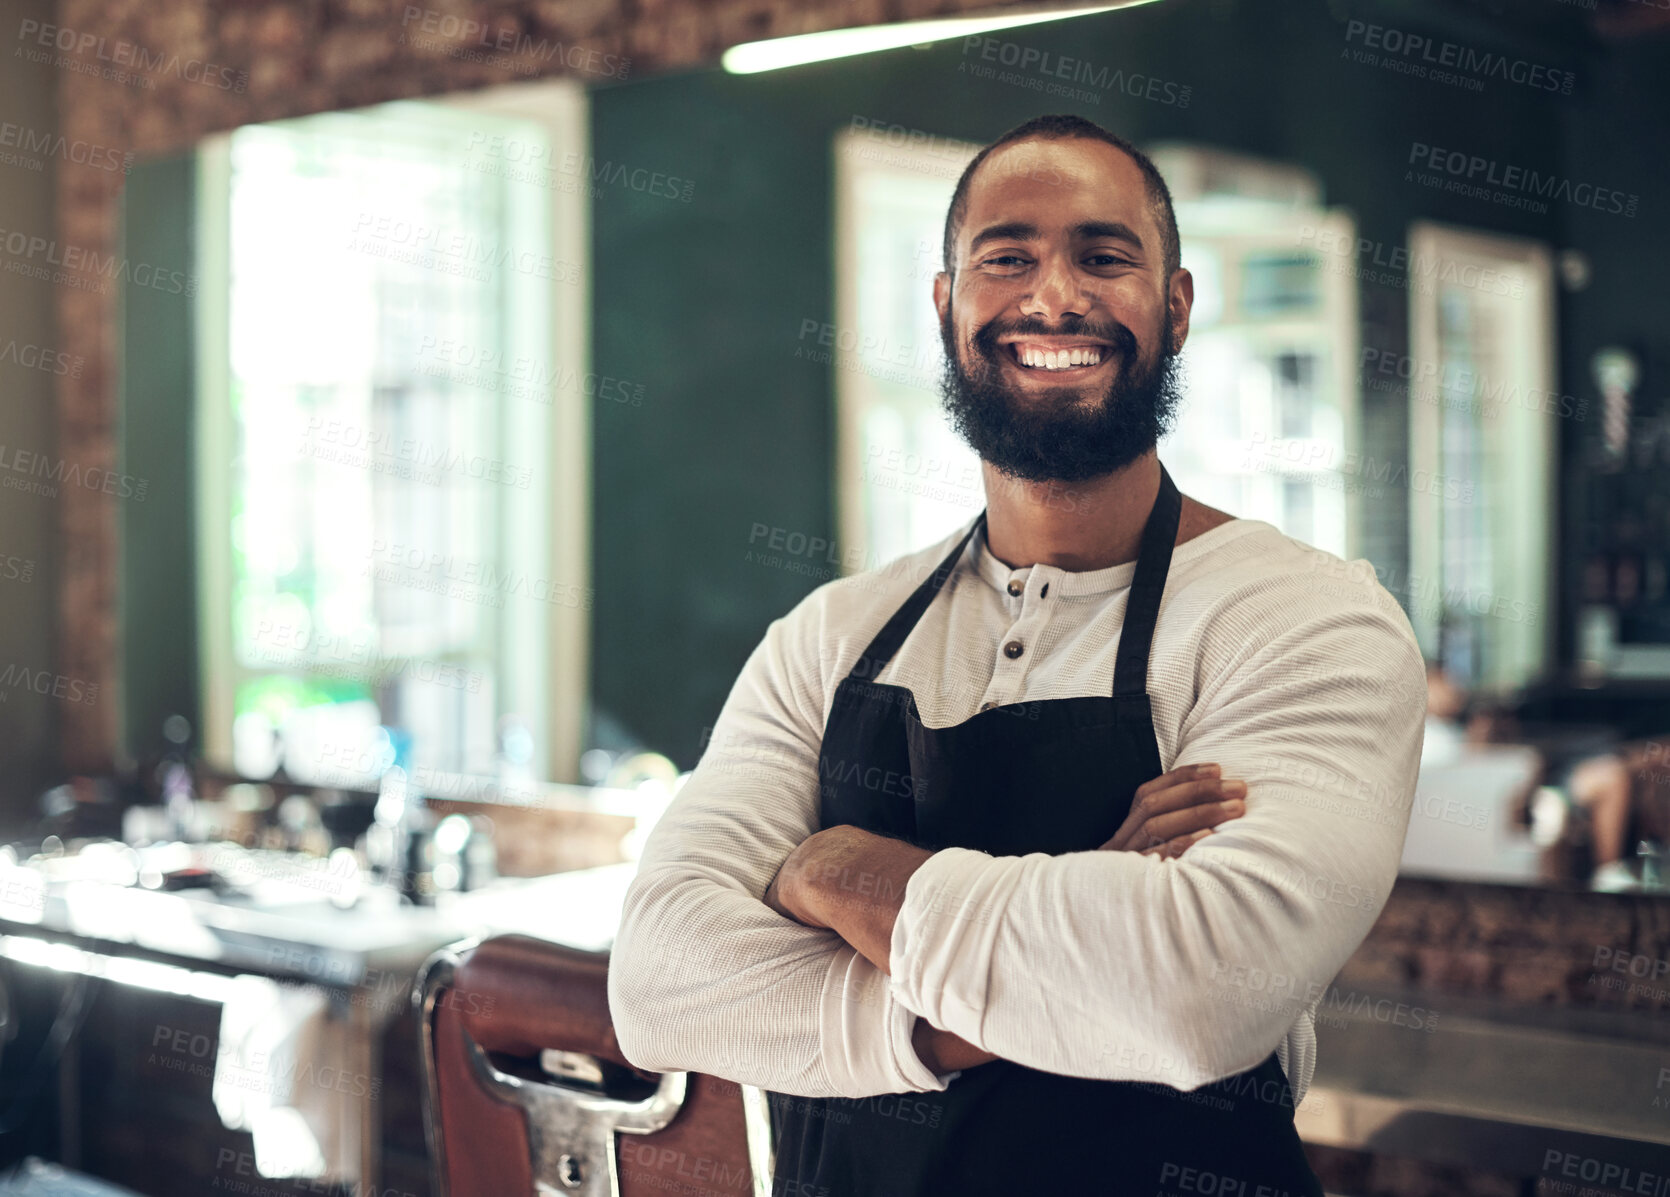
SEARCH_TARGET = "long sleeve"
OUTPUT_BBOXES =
[607,601,952,1097]
[886,574,1428,1093]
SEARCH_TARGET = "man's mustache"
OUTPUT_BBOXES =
[978,318,1137,350]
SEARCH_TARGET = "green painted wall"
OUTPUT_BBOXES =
[586,0,1645,766]
[0,0,62,830]
[119,155,201,763]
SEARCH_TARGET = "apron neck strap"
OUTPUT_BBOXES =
[1113,461,1182,698]
[851,510,985,679]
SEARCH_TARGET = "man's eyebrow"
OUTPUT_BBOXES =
[967,220,1146,256]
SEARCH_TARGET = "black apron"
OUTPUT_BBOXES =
[766,464,1322,1196]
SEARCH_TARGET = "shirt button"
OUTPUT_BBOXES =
[979,701,997,712]
[1003,640,1024,660]
[1007,579,1023,597]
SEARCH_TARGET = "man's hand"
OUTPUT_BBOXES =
[762,828,840,929]
[762,825,931,973]
[913,1019,1002,1076]
[1100,762,1246,857]
[762,823,888,930]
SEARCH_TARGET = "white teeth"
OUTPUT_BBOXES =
[1015,345,1102,370]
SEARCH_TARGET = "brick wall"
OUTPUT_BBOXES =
[1345,875,1670,1012]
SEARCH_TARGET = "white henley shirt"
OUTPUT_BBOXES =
[607,511,1428,1108]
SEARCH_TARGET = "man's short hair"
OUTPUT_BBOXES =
[941,113,1181,281]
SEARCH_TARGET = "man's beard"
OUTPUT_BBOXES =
[936,302,1185,484]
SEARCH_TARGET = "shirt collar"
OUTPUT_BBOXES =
[969,516,1258,598]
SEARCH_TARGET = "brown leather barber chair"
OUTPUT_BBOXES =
[414,935,771,1197]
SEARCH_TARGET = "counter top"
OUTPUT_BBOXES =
[0,842,635,989]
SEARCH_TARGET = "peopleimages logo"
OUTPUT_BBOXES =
[1407,142,1639,217]
[1360,348,1587,422]
[0,444,149,501]
[1298,226,1524,297]
[397,6,631,80]
[0,664,97,705]
[15,19,247,91]
[0,225,193,296]
[347,212,583,284]
[365,539,593,611]
[959,36,1192,107]
[0,122,132,173]
[1344,20,1574,94]
[1541,1149,1670,1197]
[0,338,82,377]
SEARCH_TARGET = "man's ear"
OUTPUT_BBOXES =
[933,270,951,326]
[1167,266,1194,354]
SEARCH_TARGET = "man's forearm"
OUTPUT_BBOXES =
[770,826,1001,1076]
[797,827,934,975]
[616,863,959,1096]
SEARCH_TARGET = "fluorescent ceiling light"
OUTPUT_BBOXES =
[723,4,1152,74]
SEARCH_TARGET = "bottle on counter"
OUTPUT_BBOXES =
[366,729,436,903]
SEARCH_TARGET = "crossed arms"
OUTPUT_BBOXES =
[606,577,1427,1098]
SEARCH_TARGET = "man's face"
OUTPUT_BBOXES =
[933,137,1193,485]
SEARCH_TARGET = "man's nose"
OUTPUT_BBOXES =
[1019,253,1090,320]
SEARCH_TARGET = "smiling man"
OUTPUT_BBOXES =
[609,114,1427,1196]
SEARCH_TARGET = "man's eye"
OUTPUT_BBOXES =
[982,254,1130,268]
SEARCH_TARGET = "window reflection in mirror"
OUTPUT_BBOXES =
[192,84,588,791]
